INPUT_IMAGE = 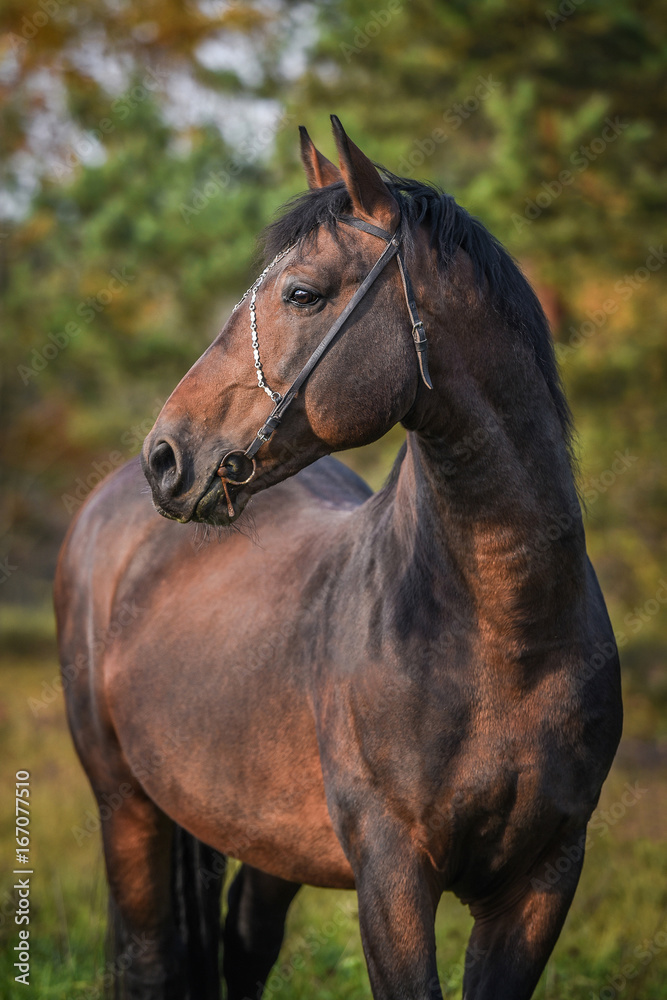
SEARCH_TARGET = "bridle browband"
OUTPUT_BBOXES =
[216,214,432,517]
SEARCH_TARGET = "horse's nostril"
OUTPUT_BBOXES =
[149,440,178,486]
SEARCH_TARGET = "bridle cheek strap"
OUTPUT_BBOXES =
[395,252,432,390]
[336,216,432,392]
[240,215,432,464]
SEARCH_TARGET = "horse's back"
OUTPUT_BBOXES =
[55,449,372,696]
[56,453,371,597]
[55,450,373,725]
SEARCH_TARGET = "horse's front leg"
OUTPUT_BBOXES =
[462,827,587,999]
[337,806,443,1000]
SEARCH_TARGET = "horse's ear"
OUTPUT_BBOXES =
[299,126,342,189]
[330,115,399,232]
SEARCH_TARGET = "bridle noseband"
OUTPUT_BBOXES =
[216,215,432,517]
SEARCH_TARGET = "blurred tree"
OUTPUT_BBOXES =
[0,0,306,603]
[0,0,665,730]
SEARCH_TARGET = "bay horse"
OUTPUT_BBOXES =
[55,116,622,999]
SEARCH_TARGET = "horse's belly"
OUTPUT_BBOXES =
[105,646,355,889]
[161,768,354,889]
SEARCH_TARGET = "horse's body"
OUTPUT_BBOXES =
[59,456,367,888]
[55,119,622,999]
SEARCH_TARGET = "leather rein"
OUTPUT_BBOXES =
[216,215,432,517]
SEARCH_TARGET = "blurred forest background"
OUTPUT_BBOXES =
[0,1,666,997]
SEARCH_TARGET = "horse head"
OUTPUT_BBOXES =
[142,117,430,524]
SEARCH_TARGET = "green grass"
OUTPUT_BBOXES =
[1,648,666,999]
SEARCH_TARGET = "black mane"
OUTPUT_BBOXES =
[263,174,573,451]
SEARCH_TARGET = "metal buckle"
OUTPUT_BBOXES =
[412,320,426,345]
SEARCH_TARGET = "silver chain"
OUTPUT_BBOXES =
[232,245,296,403]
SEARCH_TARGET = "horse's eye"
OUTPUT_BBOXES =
[289,288,319,306]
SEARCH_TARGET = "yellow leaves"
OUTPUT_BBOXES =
[12,209,55,247]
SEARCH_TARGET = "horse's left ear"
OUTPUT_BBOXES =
[330,114,400,233]
[299,126,342,189]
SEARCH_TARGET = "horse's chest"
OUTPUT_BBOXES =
[316,668,599,884]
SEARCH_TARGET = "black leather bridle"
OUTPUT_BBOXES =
[216,215,432,516]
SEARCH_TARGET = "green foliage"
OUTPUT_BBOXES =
[6,0,664,724]
[1,93,297,604]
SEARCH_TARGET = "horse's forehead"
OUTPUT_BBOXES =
[285,226,372,275]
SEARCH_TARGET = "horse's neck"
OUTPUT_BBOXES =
[390,339,586,653]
